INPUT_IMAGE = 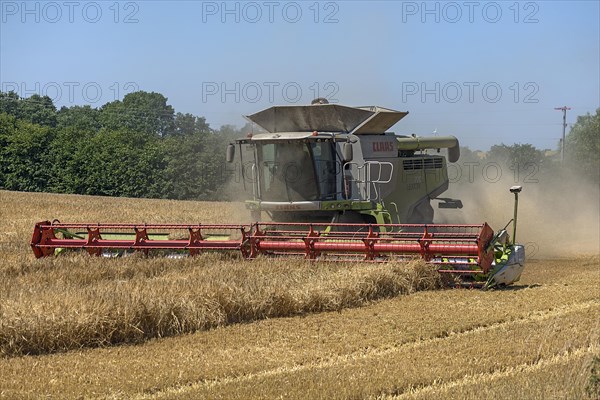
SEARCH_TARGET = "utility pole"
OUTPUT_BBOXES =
[554,106,571,163]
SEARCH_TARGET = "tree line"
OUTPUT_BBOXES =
[457,109,599,186]
[0,91,247,200]
[0,90,598,200]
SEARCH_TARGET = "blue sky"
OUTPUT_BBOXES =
[1,0,599,149]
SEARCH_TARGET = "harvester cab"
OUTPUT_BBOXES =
[227,102,463,226]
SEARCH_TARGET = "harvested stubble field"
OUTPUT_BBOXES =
[0,190,598,399]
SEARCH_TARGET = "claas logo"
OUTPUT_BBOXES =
[372,141,395,152]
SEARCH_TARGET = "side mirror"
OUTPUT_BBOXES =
[226,144,235,163]
[343,142,353,163]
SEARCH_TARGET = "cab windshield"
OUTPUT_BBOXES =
[256,141,337,202]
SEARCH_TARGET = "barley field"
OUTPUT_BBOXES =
[0,190,598,399]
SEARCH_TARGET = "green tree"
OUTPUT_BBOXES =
[196,132,234,199]
[0,91,21,117]
[47,126,94,193]
[56,105,101,131]
[0,92,58,127]
[18,94,58,127]
[487,143,546,170]
[565,108,600,184]
[100,91,175,136]
[162,133,207,199]
[163,124,242,200]
[77,128,168,198]
[0,113,54,191]
[46,106,102,193]
[0,89,251,200]
[174,112,210,136]
[456,146,484,164]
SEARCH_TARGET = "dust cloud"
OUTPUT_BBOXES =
[437,163,600,259]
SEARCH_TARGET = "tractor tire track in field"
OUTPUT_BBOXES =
[132,299,599,400]
[379,343,599,399]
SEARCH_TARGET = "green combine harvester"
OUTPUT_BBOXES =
[32,100,526,288]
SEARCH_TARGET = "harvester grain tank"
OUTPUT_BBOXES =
[31,101,526,288]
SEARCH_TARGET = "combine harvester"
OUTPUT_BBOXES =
[31,100,525,288]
